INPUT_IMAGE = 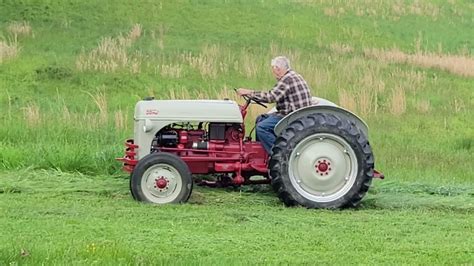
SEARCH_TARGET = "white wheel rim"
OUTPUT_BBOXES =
[288,133,358,203]
[141,163,183,204]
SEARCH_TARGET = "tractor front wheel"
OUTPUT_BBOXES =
[130,153,193,204]
[269,113,374,208]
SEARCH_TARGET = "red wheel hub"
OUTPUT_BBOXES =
[315,160,332,175]
[155,177,168,189]
[318,162,328,172]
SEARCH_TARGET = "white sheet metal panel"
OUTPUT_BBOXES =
[134,99,243,123]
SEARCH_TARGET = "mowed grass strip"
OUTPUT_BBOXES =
[0,170,472,264]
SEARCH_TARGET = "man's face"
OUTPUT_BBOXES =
[272,66,281,79]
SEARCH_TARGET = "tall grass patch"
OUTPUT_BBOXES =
[293,0,464,20]
[0,40,19,63]
[364,47,474,77]
[6,21,33,40]
[76,24,142,73]
[0,20,34,63]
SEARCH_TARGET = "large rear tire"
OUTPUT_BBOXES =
[130,153,193,204]
[269,113,374,208]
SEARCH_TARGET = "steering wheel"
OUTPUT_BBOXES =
[243,94,268,108]
[234,89,268,108]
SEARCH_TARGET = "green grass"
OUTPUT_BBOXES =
[0,0,473,264]
[0,170,473,264]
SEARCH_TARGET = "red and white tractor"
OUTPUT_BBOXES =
[117,93,384,208]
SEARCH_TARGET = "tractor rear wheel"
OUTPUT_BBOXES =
[269,113,374,208]
[130,153,193,204]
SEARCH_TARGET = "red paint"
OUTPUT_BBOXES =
[155,177,167,189]
[374,169,385,179]
[116,139,138,173]
[317,162,328,172]
[145,109,159,115]
[179,130,188,144]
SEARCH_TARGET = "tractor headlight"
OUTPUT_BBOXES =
[143,119,154,133]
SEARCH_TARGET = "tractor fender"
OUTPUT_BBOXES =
[274,100,369,137]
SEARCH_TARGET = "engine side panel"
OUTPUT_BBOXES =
[150,123,267,176]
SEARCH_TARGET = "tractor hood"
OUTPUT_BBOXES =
[134,99,243,123]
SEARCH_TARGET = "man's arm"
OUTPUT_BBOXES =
[237,80,288,103]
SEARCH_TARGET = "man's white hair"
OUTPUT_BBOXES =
[271,56,290,70]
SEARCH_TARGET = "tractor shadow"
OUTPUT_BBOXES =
[189,181,280,206]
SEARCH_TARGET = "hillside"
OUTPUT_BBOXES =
[0,0,473,264]
[0,0,473,182]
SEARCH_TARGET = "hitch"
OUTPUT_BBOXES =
[374,169,385,179]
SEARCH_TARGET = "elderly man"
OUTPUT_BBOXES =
[237,56,313,155]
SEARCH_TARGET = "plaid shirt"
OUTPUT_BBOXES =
[251,70,312,115]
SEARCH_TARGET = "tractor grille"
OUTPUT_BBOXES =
[116,139,138,173]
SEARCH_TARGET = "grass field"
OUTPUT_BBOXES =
[1,170,472,264]
[0,0,473,264]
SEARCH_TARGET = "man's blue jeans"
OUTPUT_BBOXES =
[255,114,283,155]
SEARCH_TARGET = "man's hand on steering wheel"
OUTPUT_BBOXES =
[235,88,268,108]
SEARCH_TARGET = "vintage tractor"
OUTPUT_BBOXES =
[117,93,384,208]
